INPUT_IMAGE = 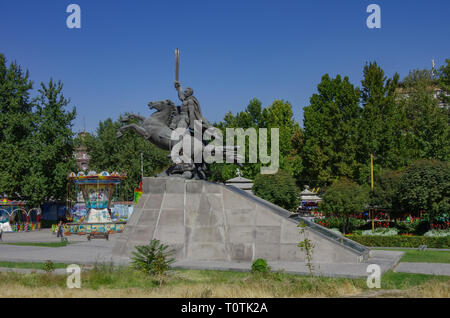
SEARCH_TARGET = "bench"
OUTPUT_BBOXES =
[87,232,109,241]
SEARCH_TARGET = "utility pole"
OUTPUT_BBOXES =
[371,153,374,231]
[370,153,374,191]
[140,152,144,181]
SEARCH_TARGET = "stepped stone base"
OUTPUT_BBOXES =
[113,178,370,264]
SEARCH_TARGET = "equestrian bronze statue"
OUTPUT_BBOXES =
[117,49,239,179]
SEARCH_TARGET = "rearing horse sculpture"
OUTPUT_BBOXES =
[117,99,239,179]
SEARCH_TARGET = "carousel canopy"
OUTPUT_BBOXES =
[0,198,26,206]
[68,171,127,184]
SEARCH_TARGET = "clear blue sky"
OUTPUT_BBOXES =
[1,0,449,133]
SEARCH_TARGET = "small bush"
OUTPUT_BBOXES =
[43,260,55,273]
[347,235,450,248]
[318,179,369,234]
[394,220,427,235]
[252,170,299,211]
[131,240,175,280]
[251,258,270,274]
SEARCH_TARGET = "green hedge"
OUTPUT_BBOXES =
[346,235,450,248]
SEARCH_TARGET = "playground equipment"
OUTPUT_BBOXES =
[0,198,41,232]
[66,171,129,236]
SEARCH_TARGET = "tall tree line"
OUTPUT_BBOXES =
[82,117,169,200]
[211,98,302,182]
[0,54,77,207]
[214,59,449,190]
[1,53,447,207]
[301,60,449,188]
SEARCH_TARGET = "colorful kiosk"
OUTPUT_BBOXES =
[65,171,128,236]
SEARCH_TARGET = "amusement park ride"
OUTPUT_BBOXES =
[64,171,133,236]
[0,198,41,232]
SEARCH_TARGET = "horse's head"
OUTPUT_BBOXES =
[148,99,175,112]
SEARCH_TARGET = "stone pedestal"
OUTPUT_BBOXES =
[113,178,369,263]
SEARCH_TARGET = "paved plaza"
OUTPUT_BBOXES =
[3,229,449,278]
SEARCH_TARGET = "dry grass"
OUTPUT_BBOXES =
[2,280,448,298]
[0,268,448,298]
[403,280,450,298]
[349,280,450,298]
[0,281,363,298]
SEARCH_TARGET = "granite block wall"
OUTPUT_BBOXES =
[113,178,368,263]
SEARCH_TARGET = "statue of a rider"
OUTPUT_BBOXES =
[118,49,232,180]
[170,80,212,132]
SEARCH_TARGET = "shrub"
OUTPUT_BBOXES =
[346,235,450,248]
[395,220,427,235]
[251,258,270,274]
[319,179,369,234]
[370,169,403,216]
[131,240,175,278]
[398,160,450,222]
[43,260,55,273]
[252,170,299,211]
[297,221,315,279]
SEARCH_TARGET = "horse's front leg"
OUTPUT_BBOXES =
[117,124,149,139]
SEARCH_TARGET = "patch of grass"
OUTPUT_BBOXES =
[0,272,66,289]
[400,250,450,263]
[0,241,69,248]
[381,270,450,289]
[0,261,68,270]
[82,264,159,290]
[0,265,448,298]
[376,248,450,263]
[81,267,369,297]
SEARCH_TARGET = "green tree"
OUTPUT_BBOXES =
[302,74,360,186]
[0,54,34,200]
[399,70,450,162]
[319,178,369,234]
[212,98,302,183]
[370,169,403,216]
[85,117,169,200]
[357,62,404,176]
[252,169,299,211]
[398,160,450,224]
[22,80,77,206]
[436,59,450,106]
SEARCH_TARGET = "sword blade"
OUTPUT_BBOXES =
[175,48,180,82]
